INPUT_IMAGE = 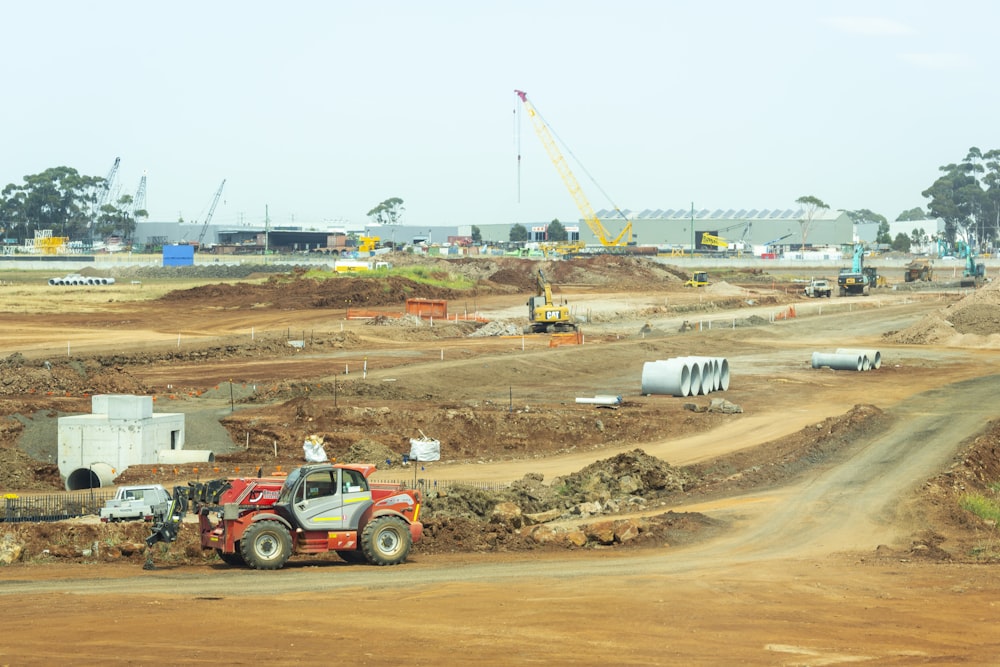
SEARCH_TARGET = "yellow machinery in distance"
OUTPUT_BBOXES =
[525,269,577,334]
[515,90,632,249]
[684,271,710,287]
[698,233,728,249]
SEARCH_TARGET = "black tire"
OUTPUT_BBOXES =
[240,521,292,570]
[216,543,245,567]
[336,549,369,564]
[361,516,412,566]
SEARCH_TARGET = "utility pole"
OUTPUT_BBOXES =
[265,205,270,255]
[690,202,695,257]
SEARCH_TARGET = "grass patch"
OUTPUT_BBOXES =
[959,493,1000,526]
[302,265,474,290]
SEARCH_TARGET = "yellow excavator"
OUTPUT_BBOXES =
[525,269,577,334]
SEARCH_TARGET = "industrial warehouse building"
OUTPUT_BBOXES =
[131,206,854,255]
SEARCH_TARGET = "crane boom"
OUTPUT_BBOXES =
[132,173,147,219]
[197,179,226,247]
[90,157,121,229]
[515,90,631,247]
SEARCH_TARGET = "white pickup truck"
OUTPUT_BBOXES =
[99,484,171,523]
[804,278,832,298]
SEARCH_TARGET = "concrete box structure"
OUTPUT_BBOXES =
[57,394,212,490]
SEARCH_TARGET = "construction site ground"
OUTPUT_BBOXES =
[2,254,1000,665]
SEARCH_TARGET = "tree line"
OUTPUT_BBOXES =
[7,148,999,251]
[0,166,147,245]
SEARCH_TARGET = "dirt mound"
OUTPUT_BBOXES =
[684,404,889,495]
[911,418,1000,562]
[704,280,748,296]
[888,281,1000,345]
[160,273,472,310]
[411,449,716,553]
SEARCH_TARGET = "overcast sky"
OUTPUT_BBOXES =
[3,1,998,231]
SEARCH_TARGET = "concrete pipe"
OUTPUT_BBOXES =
[575,395,623,406]
[709,357,722,391]
[687,362,702,397]
[691,356,721,391]
[680,357,713,395]
[103,277,116,285]
[156,449,216,464]
[64,462,117,490]
[836,348,881,370]
[641,359,691,397]
[811,352,863,371]
[48,278,60,286]
[717,357,731,391]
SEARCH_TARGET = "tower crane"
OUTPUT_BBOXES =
[514,90,632,249]
[196,179,226,249]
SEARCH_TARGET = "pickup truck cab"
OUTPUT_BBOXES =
[100,484,171,522]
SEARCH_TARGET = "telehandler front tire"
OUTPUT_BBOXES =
[361,516,412,566]
[240,521,292,570]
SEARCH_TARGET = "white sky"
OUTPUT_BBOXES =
[2,0,998,230]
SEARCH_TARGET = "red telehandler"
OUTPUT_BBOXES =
[144,462,423,570]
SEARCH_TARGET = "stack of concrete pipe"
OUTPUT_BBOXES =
[641,356,730,397]
[811,348,881,372]
[48,274,116,286]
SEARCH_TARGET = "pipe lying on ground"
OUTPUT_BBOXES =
[836,348,881,370]
[156,449,216,464]
[575,395,623,406]
[47,275,115,286]
[641,359,691,397]
[811,352,864,371]
[643,356,730,397]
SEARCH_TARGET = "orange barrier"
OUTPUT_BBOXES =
[774,305,797,321]
[549,330,584,347]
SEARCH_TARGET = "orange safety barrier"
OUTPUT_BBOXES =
[774,305,797,321]
[549,330,584,347]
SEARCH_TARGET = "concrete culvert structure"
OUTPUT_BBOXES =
[64,462,116,490]
[812,352,864,371]
[837,348,881,370]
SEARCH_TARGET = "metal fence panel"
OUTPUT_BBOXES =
[2,491,114,523]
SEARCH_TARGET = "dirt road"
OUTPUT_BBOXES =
[2,262,999,665]
[3,374,999,665]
